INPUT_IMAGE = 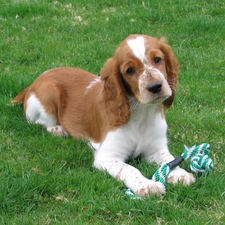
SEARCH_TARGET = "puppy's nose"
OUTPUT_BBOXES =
[147,81,162,93]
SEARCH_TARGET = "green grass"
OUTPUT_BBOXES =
[1,0,225,224]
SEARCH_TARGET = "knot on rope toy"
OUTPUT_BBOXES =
[126,143,213,199]
[152,143,213,186]
[182,143,213,173]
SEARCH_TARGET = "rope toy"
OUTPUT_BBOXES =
[126,143,213,199]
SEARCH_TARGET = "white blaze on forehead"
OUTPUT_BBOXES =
[127,36,146,63]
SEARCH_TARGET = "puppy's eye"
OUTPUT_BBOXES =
[154,57,162,64]
[126,68,135,75]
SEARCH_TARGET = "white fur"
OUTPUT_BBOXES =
[85,78,101,95]
[47,125,68,136]
[92,100,195,196]
[86,78,101,90]
[26,94,68,136]
[26,93,57,127]
[127,36,146,63]
[138,68,172,104]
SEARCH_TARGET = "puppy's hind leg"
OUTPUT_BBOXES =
[25,93,68,136]
[47,126,68,136]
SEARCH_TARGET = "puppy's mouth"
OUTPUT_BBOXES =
[152,94,170,103]
[146,81,172,104]
[136,92,171,105]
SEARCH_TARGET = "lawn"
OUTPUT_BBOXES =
[0,0,225,224]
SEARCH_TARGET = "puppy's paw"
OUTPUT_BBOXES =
[134,179,166,197]
[167,167,195,186]
[47,125,68,136]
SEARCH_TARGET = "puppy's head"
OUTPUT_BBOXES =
[101,35,179,127]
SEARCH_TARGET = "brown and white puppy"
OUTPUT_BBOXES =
[13,35,195,197]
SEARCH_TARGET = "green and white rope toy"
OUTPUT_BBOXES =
[126,143,213,199]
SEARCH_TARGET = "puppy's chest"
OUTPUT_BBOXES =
[126,106,167,153]
[129,106,164,134]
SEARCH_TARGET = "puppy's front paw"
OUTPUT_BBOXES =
[134,179,166,197]
[167,167,195,186]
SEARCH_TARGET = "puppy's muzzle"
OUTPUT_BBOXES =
[147,81,162,94]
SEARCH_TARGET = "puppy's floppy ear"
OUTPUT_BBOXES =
[160,37,179,109]
[101,58,130,127]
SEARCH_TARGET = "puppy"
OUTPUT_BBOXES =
[13,35,195,197]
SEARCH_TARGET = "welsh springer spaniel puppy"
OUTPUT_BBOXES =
[13,34,195,197]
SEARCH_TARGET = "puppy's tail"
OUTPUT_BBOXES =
[12,87,29,104]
